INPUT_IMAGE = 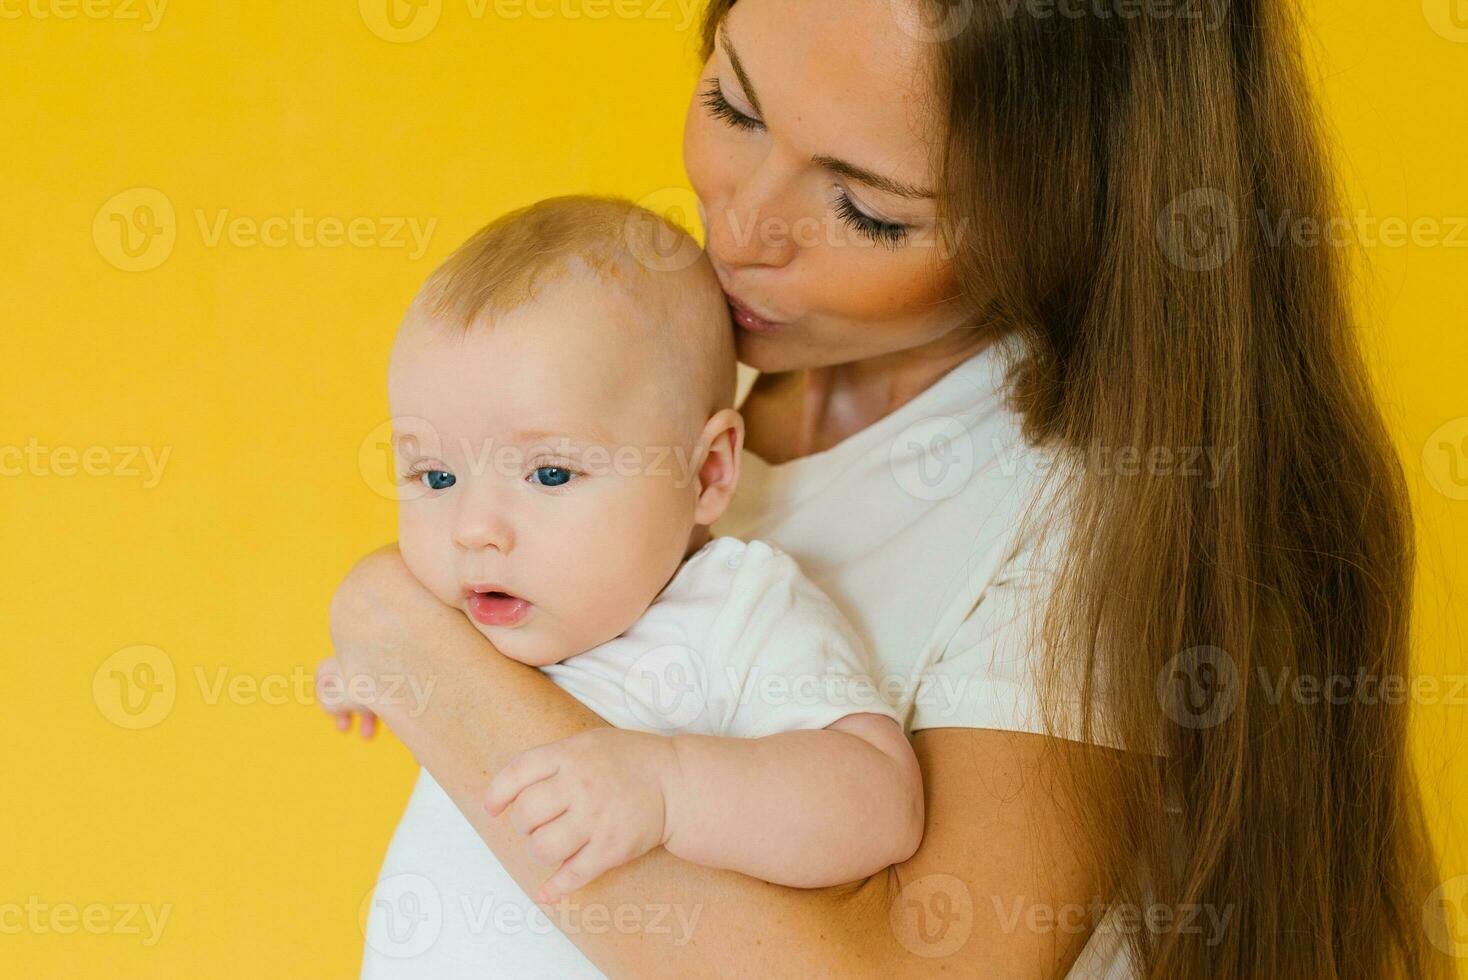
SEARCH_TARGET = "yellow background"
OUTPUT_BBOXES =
[2,1,1463,975]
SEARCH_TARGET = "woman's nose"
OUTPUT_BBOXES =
[705,150,800,270]
[452,488,515,554]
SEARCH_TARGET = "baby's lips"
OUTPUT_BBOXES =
[466,591,532,627]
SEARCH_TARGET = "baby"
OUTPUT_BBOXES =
[323,196,923,970]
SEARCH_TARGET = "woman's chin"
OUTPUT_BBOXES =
[735,327,812,375]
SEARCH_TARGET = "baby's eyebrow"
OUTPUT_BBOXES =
[510,425,616,447]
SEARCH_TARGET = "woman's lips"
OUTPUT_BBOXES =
[466,591,532,627]
[724,293,786,333]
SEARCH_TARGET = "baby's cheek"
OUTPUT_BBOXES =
[397,521,457,605]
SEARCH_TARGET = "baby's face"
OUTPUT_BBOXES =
[388,273,718,666]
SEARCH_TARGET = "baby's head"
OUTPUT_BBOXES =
[388,195,741,666]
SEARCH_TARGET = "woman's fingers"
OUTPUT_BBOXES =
[315,656,346,711]
[329,709,379,738]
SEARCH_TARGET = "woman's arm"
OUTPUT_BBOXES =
[330,546,1115,979]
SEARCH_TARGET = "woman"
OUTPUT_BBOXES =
[329,0,1449,976]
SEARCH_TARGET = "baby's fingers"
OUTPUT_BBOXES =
[486,746,561,816]
[524,811,587,869]
[507,780,571,837]
[535,844,606,905]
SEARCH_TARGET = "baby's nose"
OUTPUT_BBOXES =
[452,494,515,554]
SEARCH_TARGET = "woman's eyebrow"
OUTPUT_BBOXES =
[719,25,936,201]
[812,154,935,201]
[719,24,767,118]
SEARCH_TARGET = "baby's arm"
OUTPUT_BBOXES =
[485,714,923,903]
[663,711,924,884]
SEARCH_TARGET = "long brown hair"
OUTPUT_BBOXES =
[699,2,1449,977]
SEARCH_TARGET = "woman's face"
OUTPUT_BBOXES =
[683,0,972,373]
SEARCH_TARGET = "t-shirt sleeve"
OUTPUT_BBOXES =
[907,515,1115,747]
[701,540,903,739]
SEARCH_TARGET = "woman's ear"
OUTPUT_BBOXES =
[691,408,744,526]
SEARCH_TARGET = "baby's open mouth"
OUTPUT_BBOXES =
[465,588,532,628]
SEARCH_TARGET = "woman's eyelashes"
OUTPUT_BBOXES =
[698,79,912,249]
[831,190,910,250]
[698,78,762,132]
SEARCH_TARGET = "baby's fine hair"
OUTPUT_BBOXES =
[408,194,735,414]
[413,194,706,328]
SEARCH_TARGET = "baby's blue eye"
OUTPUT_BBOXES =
[419,470,455,490]
[530,466,575,488]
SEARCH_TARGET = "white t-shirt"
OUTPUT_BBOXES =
[361,536,902,977]
[717,339,1134,978]
[717,334,1095,740]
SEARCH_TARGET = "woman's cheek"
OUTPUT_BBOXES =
[681,76,713,193]
[682,98,733,233]
[816,246,961,336]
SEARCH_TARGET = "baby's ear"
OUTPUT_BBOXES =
[691,408,744,526]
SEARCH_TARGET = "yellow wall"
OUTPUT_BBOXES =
[2,2,1463,975]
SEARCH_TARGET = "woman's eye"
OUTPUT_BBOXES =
[529,466,576,488]
[699,80,763,133]
[700,79,911,251]
[833,192,910,250]
[417,470,456,490]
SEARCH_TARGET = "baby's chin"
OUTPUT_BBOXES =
[460,608,578,668]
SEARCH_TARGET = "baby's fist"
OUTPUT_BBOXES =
[485,729,678,903]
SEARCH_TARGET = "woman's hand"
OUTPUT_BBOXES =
[313,655,379,739]
[486,728,678,904]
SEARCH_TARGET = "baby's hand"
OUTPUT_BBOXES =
[313,656,379,739]
[486,729,678,903]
